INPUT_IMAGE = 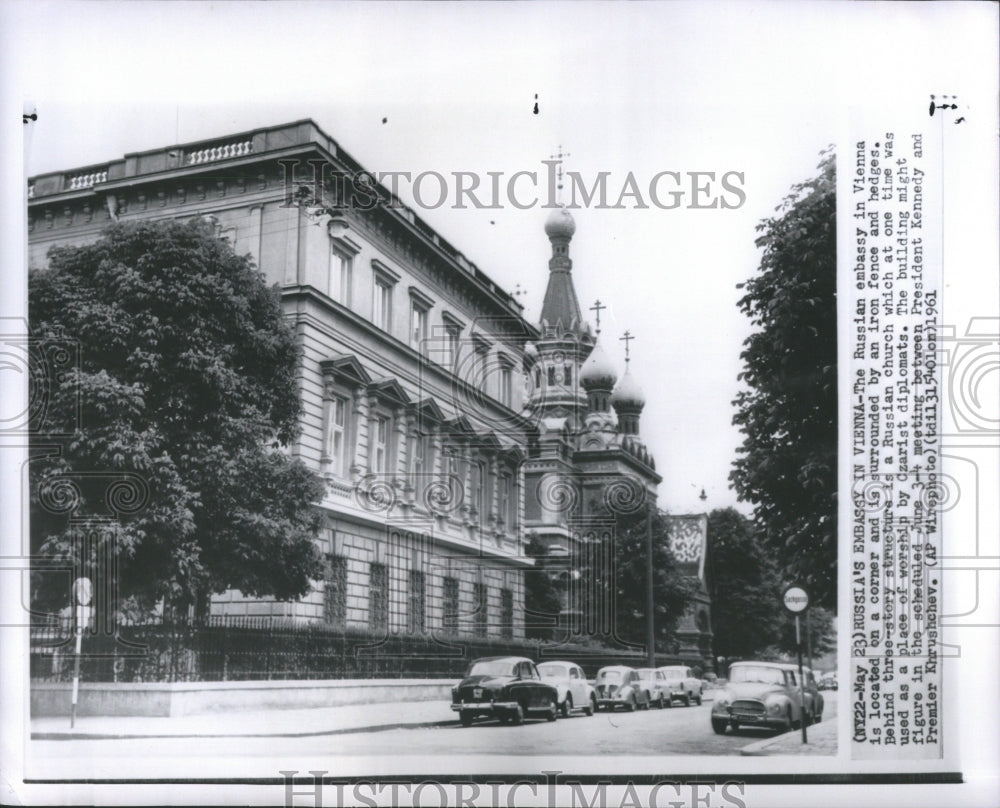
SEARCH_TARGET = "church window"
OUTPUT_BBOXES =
[547,366,556,386]
[563,364,573,386]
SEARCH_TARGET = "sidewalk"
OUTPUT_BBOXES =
[31,699,455,741]
[739,714,837,756]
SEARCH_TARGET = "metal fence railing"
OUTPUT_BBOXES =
[30,616,689,683]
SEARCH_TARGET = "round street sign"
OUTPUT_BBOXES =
[783,586,809,613]
[72,577,92,606]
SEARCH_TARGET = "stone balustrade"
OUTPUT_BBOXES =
[66,169,108,191]
[186,140,253,165]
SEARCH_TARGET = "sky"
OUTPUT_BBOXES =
[4,1,997,517]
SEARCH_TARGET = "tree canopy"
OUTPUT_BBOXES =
[29,219,326,618]
[705,507,782,663]
[730,149,838,610]
[602,505,694,651]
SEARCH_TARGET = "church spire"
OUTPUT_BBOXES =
[539,206,585,335]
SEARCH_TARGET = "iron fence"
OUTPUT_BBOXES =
[30,616,686,683]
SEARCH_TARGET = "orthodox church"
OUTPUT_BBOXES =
[520,205,712,665]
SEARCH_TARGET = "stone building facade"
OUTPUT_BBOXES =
[28,120,535,640]
[27,119,713,662]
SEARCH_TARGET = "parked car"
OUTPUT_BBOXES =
[634,668,671,708]
[788,665,824,724]
[711,661,810,734]
[537,661,597,717]
[818,671,838,691]
[657,665,703,706]
[594,666,651,712]
[451,656,559,726]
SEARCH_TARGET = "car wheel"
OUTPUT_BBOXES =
[695,691,703,706]
[561,694,573,718]
[584,696,595,716]
[460,711,474,727]
[546,697,558,722]
[641,692,652,710]
[665,696,673,708]
[510,704,524,726]
[656,695,665,709]
[628,694,637,712]
[683,694,691,707]
[711,718,728,735]
[786,706,795,731]
[498,713,510,725]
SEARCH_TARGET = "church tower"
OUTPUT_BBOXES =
[529,207,594,425]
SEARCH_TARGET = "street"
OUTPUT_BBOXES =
[28,692,838,779]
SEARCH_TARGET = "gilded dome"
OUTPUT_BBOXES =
[544,206,576,240]
[579,339,617,390]
[611,368,646,409]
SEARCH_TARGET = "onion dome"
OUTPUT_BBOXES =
[611,368,646,410]
[579,339,618,390]
[544,206,576,241]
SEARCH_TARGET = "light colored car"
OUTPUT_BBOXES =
[657,665,703,706]
[818,670,838,691]
[594,666,652,712]
[711,661,811,734]
[634,668,671,709]
[787,665,824,723]
[537,661,597,717]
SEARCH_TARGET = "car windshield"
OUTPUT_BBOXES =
[538,665,567,679]
[468,660,518,677]
[598,670,622,681]
[660,667,685,680]
[729,666,785,686]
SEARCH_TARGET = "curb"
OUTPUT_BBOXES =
[739,718,836,756]
[32,717,456,742]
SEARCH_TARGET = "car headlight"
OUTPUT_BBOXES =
[713,692,732,709]
[766,699,785,715]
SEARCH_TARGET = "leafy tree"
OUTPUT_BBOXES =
[29,219,326,619]
[523,534,564,640]
[776,605,837,660]
[730,149,837,610]
[596,506,695,651]
[705,507,783,664]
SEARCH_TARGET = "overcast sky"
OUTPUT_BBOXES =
[4,1,996,516]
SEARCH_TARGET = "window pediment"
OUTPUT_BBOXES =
[320,355,372,388]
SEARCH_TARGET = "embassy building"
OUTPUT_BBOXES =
[28,120,711,661]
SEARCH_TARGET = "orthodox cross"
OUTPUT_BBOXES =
[620,330,635,366]
[589,299,606,335]
[550,145,571,203]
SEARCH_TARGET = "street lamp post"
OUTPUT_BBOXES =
[646,505,655,667]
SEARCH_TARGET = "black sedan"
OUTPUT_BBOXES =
[451,656,559,726]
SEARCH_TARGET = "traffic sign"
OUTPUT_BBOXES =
[783,586,809,613]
